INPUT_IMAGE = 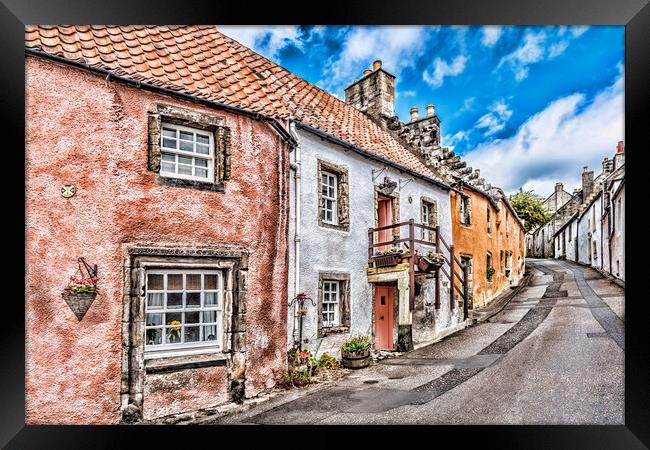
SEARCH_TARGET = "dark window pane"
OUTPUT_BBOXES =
[204,292,218,306]
[186,292,201,308]
[167,293,182,308]
[146,328,162,345]
[179,130,193,141]
[162,128,176,138]
[185,311,200,324]
[162,138,177,149]
[185,326,200,342]
[196,134,210,144]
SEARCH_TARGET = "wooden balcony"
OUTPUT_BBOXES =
[367,219,470,319]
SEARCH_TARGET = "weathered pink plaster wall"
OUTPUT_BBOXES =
[143,366,230,420]
[25,56,289,424]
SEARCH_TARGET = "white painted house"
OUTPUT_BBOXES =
[278,61,471,355]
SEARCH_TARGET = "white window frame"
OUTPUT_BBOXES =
[159,122,214,183]
[144,269,223,359]
[321,281,340,327]
[321,171,338,225]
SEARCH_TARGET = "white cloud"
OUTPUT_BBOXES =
[474,99,513,136]
[218,26,304,61]
[498,27,590,81]
[464,72,624,197]
[498,30,546,81]
[423,55,468,89]
[481,26,503,47]
[319,26,432,95]
[402,90,417,97]
[443,130,469,147]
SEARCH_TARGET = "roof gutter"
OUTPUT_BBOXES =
[26,47,297,148]
[293,121,464,195]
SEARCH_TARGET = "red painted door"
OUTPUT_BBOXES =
[377,196,393,251]
[374,286,394,350]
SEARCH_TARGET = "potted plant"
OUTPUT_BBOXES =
[418,251,446,272]
[486,266,495,281]
[372,247,405,267]
[378,177,398,196]
[341,335,373,369]
[62,274,100,321]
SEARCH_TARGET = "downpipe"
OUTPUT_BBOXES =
[289,121,302,345]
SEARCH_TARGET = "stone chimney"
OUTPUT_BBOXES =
[582,166,594,200]
[410,107,419,122]
[344,58,395,122]
[555,182,563,194]
[602,157,613,175]
[614,140,625,170]
[426,104,435,117]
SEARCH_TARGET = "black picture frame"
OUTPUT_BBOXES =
[4,0,648,447]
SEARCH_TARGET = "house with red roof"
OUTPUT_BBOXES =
[25,25,469,424]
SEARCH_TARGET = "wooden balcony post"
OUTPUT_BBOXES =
[368,227,374,265]
[463,264,469,320]
[435,225,440,309]
[408,219,415,310]
[450,244,455,309]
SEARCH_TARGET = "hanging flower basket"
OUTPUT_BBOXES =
[62,291,97,321]
[372,247,411,267]
[378,176,398,195]
[62,257,100,321]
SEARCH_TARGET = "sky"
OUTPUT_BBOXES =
[218,25,624,198]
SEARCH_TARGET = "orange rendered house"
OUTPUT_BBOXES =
[450,182,526,310]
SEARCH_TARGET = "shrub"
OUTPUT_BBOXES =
[317,352,339,369]
[341,335,373,354]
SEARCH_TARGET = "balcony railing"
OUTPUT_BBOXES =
[368,219,469,319]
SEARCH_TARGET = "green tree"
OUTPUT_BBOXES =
[509,190,551,233]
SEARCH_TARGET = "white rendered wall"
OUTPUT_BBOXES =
[287,129,454,356]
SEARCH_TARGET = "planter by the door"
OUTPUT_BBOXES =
[416,256,444,272]
[372,254,401,267]
[62,291,97,321]
[341,349,371,369]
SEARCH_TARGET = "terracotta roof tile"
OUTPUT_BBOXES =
[25,25,445,183]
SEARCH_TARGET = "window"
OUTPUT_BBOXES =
[500,251,504,273]
[569,224,572,242]
[147,104,231,191]
[421,198,438,242]
[321,171,338,224]
[486,253,493,281]
[145,270,222,356]
[159,123,214,182]
[321,281,340,327]
[592,205,596,231]
[317,272,351,336]
[487,207,491,234]
[460,194,471,225]
[317,161,350,231]
[505,211,509,235]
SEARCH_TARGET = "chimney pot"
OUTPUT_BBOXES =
[363,69,372,77]
[373,59,382,71]
[583,166,589,172]
[426,103,435,117]
[410,106,419,122]
[617,141,624,153]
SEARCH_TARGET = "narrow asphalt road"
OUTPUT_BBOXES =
[212,258,624,425]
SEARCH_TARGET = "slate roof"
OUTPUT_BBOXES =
[26,25,443,183]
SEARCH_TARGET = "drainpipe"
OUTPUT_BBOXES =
[289,121,302,344]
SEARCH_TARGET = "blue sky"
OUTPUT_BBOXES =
[218,25,624,197]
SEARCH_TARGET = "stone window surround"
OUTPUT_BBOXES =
[420,196,438,243]
[460,194,472,227]
[120,245,248,423]
[317,160,350,232]
[317,272,351,338]
[148,104,231,193]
